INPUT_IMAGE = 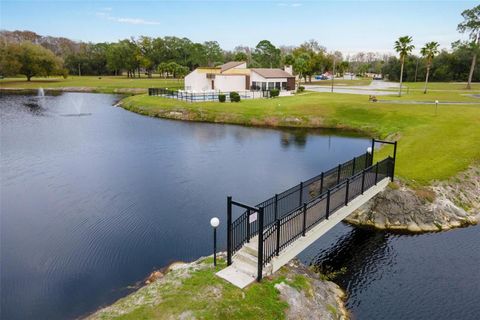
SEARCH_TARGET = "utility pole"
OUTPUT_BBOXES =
[414,57,419,82]
[331,59,336,93]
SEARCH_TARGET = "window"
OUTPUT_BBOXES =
[252,81,259,91]
[275,82,281,89]
[262,82,267,91]
[268,82,274,89]
[281,82,287,90]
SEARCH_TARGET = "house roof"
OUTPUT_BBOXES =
[251,68,294,78]
[220,61,246,72]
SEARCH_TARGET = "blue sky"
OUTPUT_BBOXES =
[1,0,477,55]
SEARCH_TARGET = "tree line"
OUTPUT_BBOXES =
[0,4,477,85]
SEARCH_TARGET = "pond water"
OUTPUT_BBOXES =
[1,93,478,320]
[1,93,369,319]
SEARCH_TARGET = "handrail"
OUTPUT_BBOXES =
[261,156,395,269]
[227,139,397,281]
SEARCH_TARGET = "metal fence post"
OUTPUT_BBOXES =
[375,163,379,185]
[227,196,232,266]
[345,178,350,205]
[246,209,250,243]
[364,151,369,169]
[391,141,397,181]
[275,219,280,256]
[337,164,342,183]
[299,182,303,207]
[257,207,264,281]
[302,203,307,236]
[320,172,324,194]
[352,157,356,176]
[371,138,376,166]
[326,189,331,219]
[274,194,278,220]
[361,170,366,194]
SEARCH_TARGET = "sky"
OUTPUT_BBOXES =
[0,0,477,55]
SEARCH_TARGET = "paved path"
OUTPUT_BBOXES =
[304,80,398,96]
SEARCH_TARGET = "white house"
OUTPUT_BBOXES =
[184,61,295,92]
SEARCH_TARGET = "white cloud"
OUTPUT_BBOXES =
[277,2,302,7]
[95,10,160,26]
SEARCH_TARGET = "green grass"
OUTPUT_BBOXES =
[93,259,289,320]
[121,86,480,185]
[0,76,184,93]
[402,81,480,91]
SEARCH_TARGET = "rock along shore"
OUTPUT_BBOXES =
[345,165,480,232]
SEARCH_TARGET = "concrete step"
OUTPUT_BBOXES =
[234,251,258,268]
[243,242,258,257]
[233,261,257,277]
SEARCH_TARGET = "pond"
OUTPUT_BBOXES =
[1,93,478,320]
[1,92,370,319]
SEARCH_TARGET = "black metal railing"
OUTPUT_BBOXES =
[227,151,373,262]
[226,139,397,281]
[148,87,269,102]
[260,156,394,270]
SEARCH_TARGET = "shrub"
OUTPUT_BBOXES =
[297,86,305,93]
[218,94,226,102]
[229,91,241,102]
[270,88,280,98]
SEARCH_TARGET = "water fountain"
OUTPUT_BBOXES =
[38,88,45,97]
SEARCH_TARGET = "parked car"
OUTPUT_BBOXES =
[315,75,329,80]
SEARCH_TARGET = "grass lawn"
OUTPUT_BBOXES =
[302,79,372,86]
[0,76,184,93]
[89,258,300,320]
[121,87,480,185]
[402,81,480,91]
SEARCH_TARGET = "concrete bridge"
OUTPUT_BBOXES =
[217,139,397,288]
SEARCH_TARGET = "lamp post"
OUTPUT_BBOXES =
[210,217,220,266]
[435,100,439,116]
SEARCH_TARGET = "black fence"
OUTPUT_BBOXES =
[226,139,398,281]
[148,87,270,102]
[261,156,394,271]
[227,151,373,261]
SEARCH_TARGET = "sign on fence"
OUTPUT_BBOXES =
[249,212,258,223]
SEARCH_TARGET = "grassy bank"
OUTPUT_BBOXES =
[87,257,345,320]
[120,87,480,185]
[0,76,184,93]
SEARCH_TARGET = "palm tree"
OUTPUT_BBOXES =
[394,36,415,97]
[457,5,480,89]
[420,42,440,94]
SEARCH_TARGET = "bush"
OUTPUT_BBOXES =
[218,94,226,102]
[297,86,305,93]
[229,92,241,102]
[270,88,280,98]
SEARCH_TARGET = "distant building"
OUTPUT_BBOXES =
[184,61,295,92]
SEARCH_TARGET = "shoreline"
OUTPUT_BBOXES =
[86,254,349,320]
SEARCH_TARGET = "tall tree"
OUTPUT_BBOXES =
[10,41,64,81]
[420,41,440,94]
[253,40,281,68]
[394,36,415,96]
[457,4,480,89]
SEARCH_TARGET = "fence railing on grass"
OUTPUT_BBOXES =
[148,88,270,102]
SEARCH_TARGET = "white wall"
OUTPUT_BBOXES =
[184,70,212,92]
[214,75,246,92]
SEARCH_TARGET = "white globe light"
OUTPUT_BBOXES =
[435,100,439,104]
[367,147,372,154]
[210,217,220,228]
